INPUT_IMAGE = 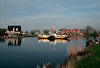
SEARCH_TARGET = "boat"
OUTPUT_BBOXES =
[38,34,69,40]
[38,27,69,40]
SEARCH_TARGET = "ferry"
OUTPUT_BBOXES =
[38,34,69,40]
[38,27,69,40]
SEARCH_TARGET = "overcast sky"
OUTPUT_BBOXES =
[0,0,100,31]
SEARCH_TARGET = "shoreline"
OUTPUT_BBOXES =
[39,43,100,68]
[76,43,100,68]
[0,35,38,39]
[62,43,100,68]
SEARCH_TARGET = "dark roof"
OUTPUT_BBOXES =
[7,25,21,31]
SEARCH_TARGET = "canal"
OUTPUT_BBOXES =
[0,36,98,68]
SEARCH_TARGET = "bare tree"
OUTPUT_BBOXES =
[25,31,28,34]
[80,29,86,33]
[85,25,93,33]
[30,30,40,35]
[43,30,50,34]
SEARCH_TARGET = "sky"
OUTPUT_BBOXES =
[0,0,100,32]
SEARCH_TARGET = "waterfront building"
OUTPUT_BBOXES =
[6,25,21,36]
[71,29,80,34]
[65,29,71,34]
[57,29,71,34]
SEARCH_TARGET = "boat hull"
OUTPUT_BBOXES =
[38,36,48,39]
[38,35,69,39]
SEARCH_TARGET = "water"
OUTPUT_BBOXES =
[0,36,98,68]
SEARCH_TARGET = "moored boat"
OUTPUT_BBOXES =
[38,27,69,40]
[38,34,69,40]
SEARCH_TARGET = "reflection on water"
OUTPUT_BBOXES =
[38,39,69,51]
[7,38,21,46]
[0,36,99,68]
[37,36,84,55]
[0,38,5,42]
[70,36,80,40]
[67,41,83,57]
[38,37,84,57]
[38,39,68,45]
[67,41,76,56]
[37,36,86,68]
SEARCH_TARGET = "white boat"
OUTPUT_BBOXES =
[38,34,69,40]
[38,27,69,40]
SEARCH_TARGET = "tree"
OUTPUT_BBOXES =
[80,29,86,33]
[85,25,93,33]
[25,31,28,34]
[59,28,66,31]
[93,29,97,37]
[30,30,40,35]
[98,30,100,37]
[98,30,100,34]
[43,30,50,34]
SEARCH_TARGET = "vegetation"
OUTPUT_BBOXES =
[23,35,37,37]
[76,44,100,68]
[58,43,100,68]
[43,30,50,34]
[30,30,40,35]
[25,30,28,34]
[0,29,6,36]
[80,25,99,37]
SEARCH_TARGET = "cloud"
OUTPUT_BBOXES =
[0,0,100,31]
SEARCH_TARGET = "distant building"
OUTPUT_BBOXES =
[30,30,40,35]
[57,29,80,35]
[65,29,71,34]
[22,32,26,35]
[0,28,6,36]
[6,25,21,36]
[71,29,80,34]
[57,29,71,34]
[8,26,21,32]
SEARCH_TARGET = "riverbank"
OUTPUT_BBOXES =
[76,44,100,68]
[62,43,100,68]
[0,36,24,39]
[0,35,37,39]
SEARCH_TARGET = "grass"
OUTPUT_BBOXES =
[23,35,37,37]
[76,44,100,68]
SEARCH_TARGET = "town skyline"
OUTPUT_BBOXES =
[0,0,100,31]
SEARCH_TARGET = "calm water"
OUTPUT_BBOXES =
[0,36,98,68]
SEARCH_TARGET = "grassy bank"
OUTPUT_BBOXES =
[76,44,100,68]
[61,44,100,68]
[23,35,37,37]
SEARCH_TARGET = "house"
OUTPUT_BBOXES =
[71,29,80,34]
[65,29,71,34]
[57,29,71,34]
[6,25,21,36]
